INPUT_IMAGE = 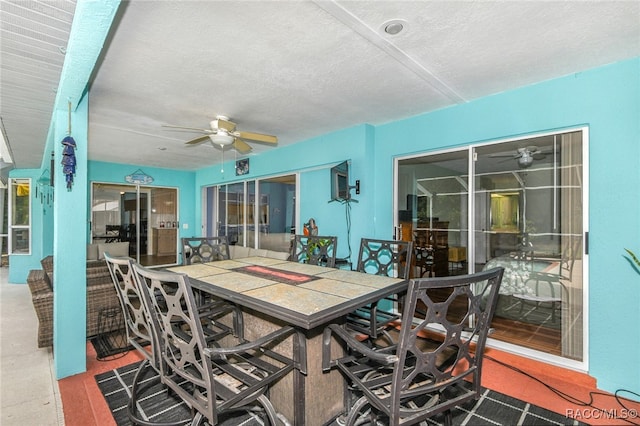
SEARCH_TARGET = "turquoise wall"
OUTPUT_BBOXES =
[194,58,639,395]
[372,58,639,395]
[194,125,376,260]
[6,10,638,393]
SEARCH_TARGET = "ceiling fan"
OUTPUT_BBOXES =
[163,115,277,154]
[488,146,550,168]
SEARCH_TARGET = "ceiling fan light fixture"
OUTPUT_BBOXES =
[209,131,234,146]
[518,153,533,168]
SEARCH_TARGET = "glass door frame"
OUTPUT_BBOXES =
[393,126,589,371]
[8,177,31,255]
[202,172,299,249]
[91,181,179,266]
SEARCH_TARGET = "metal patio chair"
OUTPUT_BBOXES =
[132,264,306,425]
[346,238,413,340]
[290,234,338,267]
[323,267,504,426]
[105,253,245,425]
[182,236,231,265]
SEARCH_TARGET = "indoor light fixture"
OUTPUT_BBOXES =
[518,151,534,168]
[209,130,234,146]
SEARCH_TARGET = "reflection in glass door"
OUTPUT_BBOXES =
[204,175,296,252]
[91,183,178,266]
[397,150,470,279]
[396,129,586,365]
[218,182,245,246]
[475,131,584,362]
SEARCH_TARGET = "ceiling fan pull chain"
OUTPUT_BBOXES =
[220,145,224,174]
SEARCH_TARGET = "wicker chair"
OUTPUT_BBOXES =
[27,257,122,348]
[323,268,504,426]
[26,270,56,348]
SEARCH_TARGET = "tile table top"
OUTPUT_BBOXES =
[168,257,407,330]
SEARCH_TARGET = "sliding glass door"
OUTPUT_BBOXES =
[396,128,586,365]
[91,183,178,266]
[396,150,470,278]
[204,174,297,252]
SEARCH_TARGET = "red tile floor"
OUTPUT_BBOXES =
[59,343,640,426]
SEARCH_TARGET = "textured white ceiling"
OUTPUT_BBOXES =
[1,1,639,172]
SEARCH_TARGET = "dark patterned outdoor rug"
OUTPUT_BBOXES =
[96,361,586,426]
[96,361,268,425]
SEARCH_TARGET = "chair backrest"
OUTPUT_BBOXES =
[181,236,230,265]
[132,263,300,425]
[291,234,338,267]
[356,238,414,279]
[103,252,155,366]
[132,264,219,423]
[389,267,504,418]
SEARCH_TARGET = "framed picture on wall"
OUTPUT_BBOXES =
[235,158,249,176]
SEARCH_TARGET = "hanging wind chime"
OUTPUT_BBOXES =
[61,101,77,190]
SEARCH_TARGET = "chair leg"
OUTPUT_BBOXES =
[127,359,152,425]
[232,305,244,340]
[191,413,204,426]
[256,394,281,425]
[127,359,191,426]
[345,396,386,426]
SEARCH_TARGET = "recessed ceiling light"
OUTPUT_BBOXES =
[158,147,167,151]
[382,19,406,35]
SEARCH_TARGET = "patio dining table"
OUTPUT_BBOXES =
[167,256,408,426]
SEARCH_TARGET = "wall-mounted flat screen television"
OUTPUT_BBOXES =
[330,160,350,202]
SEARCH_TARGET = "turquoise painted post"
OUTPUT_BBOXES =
[48,0,120,379]
[52,96,89,378]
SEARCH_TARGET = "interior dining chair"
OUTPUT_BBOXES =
[290,234,338,267]
[414,245,435,277]
[323,267,504,426]
[346,238,414,341]
[181,236,230,265]
[132,263,306,426]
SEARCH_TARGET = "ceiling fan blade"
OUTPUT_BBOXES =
[235,131,277,144]
[185,135,211,145]
[163,124,210,133]
[488,153,518,158]
[214,118,236,132]
[232,138,253,154]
